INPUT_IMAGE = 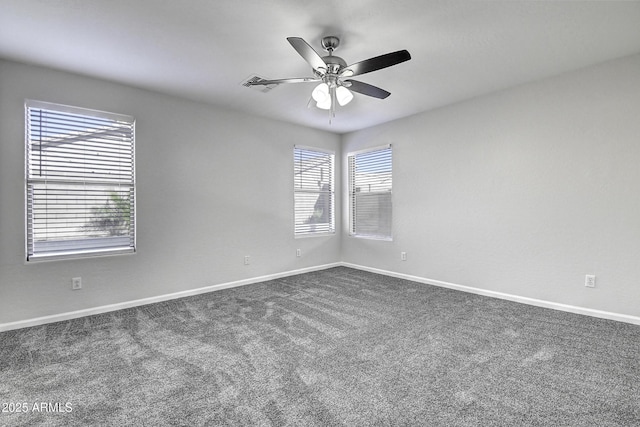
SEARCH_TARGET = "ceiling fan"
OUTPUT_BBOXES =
[247,36,411,119]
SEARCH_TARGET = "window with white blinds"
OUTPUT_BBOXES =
[348,145,392,239]
[294,146,335,236]
[25,100,136,261]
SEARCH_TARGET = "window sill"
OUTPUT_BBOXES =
[294,232,336,239]
[26,247,136,263]
[349,234,393,242]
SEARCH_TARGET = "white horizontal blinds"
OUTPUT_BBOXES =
[294,146,335,235]
[349,146,392,239]
[26,101,135,260]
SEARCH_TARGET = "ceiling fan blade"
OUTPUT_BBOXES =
[342,50,411,77]
[287,37,327,73]
[344,80,391,99]
[247,77,319,86]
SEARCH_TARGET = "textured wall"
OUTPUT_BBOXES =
[0,60,341,324]
[341,54,640,318]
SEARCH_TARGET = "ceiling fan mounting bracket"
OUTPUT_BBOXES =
[321,36,340,53]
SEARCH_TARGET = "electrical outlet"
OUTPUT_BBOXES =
[72,277,82,290]
[401,252,407,261]
[296,249,301,257]
[585,275,596,288]
[244,255,250,265]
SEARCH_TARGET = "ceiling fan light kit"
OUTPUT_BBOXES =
[247,35,411,122]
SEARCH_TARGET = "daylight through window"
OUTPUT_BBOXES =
[25,100,136,261]
[348,145,392,239]
[294,146,335,236]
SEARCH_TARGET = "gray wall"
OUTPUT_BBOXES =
[341,54,640,318]
[2,53,640,327]
[0,60,341,324]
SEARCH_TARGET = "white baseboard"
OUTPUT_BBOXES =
[0,262,341,333]
[341,262,640,326]
[3,261,639,332]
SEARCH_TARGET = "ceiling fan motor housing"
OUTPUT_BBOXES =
[322,55,347,73]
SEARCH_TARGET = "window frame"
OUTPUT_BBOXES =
[293,145,335,237]
[24,99,136,262]
[348,144,393,241]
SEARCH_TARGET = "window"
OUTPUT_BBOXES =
[25,100,135,261]
[294,146,335,236]
[348,145,392,239]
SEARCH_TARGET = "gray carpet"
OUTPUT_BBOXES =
[1,266,639,426]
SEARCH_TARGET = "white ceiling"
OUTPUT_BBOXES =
[2,0,640,134]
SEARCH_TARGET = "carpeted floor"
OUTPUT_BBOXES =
[1,266,639,426]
